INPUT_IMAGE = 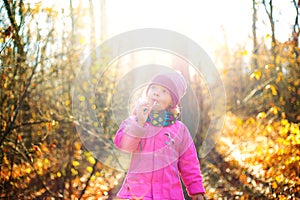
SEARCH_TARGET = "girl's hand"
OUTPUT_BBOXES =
[135,99,151,126]
[191,193,205,200]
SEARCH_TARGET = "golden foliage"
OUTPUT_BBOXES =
[217,112,300,199]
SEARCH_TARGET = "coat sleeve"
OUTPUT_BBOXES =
[178,125,205,195]
[114,116,146,153]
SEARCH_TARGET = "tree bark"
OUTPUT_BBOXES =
[252,0,259,70]
[262,0,276,67]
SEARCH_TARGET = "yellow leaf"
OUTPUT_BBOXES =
[83,81,89,87]
[37,160,43,168]
[272,181,278,189]
[275,175,283,183]
[71,168,78,176]
[80,37,86,44]
[57,172,62,177]
[72,160,80,167]
[79,95,85,102]
[92,78,98,84]
[87,156,96,165]
[266,125,273,132]
[290,123,299,135]
[32,3,41,14]
[265,34,271,39]
[25,168,31,174]
[246,117,256,124]
[43,158,50,166]
[250,70,261,80]
[84,151,92,157]
[281,119,289,126]
[95,172,101,177]
[93,122,98,127]
[265,84,277,95]
[241,50,248,56]
[44,7,53,13]
[257,112,266,119]
[65,100,70,106]
[90,175,96,181]
[276,72,284,83]
[272,106,278,115]
[237,119,243,126]
[86,166,93,173]
[270,85,277,96]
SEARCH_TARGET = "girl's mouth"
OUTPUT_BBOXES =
[151,100,158,107]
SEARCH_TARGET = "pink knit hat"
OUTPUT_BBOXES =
[146,72,187,106]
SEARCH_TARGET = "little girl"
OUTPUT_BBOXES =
[114,72,205,200]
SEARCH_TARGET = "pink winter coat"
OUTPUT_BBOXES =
[114,116,205,200]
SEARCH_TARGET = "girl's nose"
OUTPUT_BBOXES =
[153,91,159,97]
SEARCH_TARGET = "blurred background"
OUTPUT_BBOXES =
[0,0,299,199]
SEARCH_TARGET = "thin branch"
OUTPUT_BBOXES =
[0,42,40,146]
[78,160,98,200]
[3,0,25,60]
[0,119,74,134]
[17,142,63,198]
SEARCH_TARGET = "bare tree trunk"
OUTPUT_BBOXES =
[69,0,75,44]
[252,0,259,70]
[292,0,300,67]
[262,0,276,67]
[63,1,75,197]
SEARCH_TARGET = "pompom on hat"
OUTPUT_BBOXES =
[146,71,187,106]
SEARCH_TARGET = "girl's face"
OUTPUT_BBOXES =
[147,84,173,111]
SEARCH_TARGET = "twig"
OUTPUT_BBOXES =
[0,41,40,146]
[78,160,98,200]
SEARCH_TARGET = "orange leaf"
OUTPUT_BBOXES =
[47,123,51,131]
[33,145,42,156]
[17,134,22,142]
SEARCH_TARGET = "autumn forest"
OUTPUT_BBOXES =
[0,0,299,199]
